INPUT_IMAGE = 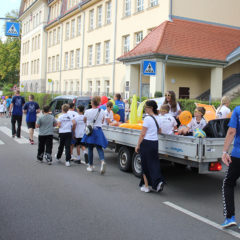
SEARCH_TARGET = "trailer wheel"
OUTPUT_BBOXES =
[132,152,142,178]
[118,147,133,172]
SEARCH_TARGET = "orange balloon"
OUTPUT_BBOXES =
[179,111,192,125]
[113,114,120,122]
[227,112,232,118]
[119,123,143,130]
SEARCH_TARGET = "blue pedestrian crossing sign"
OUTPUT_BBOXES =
[5,22,20,37]
[142,60,156,76]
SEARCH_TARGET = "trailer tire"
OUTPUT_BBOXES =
[132,152,142,178]
[118,147,133,172]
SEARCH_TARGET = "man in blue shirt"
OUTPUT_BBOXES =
[221,106,240,228]
[114,93,125,123]
[9,90,25,138]
[23,94,40,145]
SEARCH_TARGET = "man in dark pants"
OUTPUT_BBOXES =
[9,90,25,138]
[221,105,240,228]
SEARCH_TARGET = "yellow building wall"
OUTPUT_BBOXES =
[223,60,240,80]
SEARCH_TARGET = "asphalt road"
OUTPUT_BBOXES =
[0,116,240,240]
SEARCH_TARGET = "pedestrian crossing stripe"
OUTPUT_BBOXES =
[0,140,4,145]
[144,63,155,73]
[7,24,18,35]
[0,126,29,144]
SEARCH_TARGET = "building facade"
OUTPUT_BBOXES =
[19,0,240,100]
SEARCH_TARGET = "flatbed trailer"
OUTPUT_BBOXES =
[102,125,229,177]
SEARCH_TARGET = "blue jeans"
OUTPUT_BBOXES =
[88,144,104,166]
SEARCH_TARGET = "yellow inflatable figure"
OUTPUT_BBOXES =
[137,99,147,122]
[129,95,138,124]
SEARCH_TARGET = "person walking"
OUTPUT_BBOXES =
[9,90,25,138]
[221,105,240,228]
[23,94,40,144]
[82,96,108,174]
[6,95,12,118]
[135,100,164,193]
[36,105,57,165]
[55,104,76,167]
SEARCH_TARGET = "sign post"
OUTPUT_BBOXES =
[141,60,156,101]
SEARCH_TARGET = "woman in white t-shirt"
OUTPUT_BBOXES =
[216,96,231,119]
[82,96,108,174]
[135,100,164,193]
[163,91,181,118]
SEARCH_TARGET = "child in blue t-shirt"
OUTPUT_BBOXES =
[114,93,125,123]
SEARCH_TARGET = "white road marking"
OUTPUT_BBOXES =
[0,126,29,144]
[0,140,5,145]
[164,201,240,239]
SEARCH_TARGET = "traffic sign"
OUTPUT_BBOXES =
[142,60,156,76]
[5,22,20,37]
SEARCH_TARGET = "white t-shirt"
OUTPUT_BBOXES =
[84,108,105,128]
[168,103,181,117]
[143,115,161,141]
[74,114,85,138]
[104,109,113,125]
[58,113,73,133]
[159,113,177,135]
[187,117,207,132]
[216,105,231,119]
[0,104,4,112]
[67,110,77,119]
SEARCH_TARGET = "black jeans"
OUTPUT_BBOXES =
[222,156,240,218]
[57,132,72,162]
[37,135,53,161]
[11,115,22,137]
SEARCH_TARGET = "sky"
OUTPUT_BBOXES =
[0,0,21,41]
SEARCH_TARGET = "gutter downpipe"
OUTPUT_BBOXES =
[162,55,168,94]
[112,0,118,95]
[169,0,172,21]
[80,9,85,96]
[59,19,63,94]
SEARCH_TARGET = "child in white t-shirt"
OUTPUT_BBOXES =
[104,101,121,126]
[216,96,231,119]
[0,100,4,117]
[159,104,177,135]
[178,107,207,135]
[74,105,88,164]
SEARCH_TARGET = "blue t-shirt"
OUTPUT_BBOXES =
[6,98,12,108]
[115,100,125,123]
[12,96,25,116]
[228,106,240,158]
[23,101,40,122]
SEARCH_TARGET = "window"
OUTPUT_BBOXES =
[77,16,81,36]
[32,37,34,51]
[31,61,33,74]
[39,11,42,23]
[105,80,110,95]
[37,59,39,74]
[150,0,158,7]
[33,15,36,28]
[52,56,55,72]
[123,35,130,53]
[96,43,101,65]
[48,57,51,72]
[97,80,101,95]
[65,22,70,40]
[38,34,40,49]
[88,81,92,94]
[34,60,37,74]
[71,19,75,38]
[70,50,74,69]
[64,52,69,70]
[106,1,111,24]
[36,13,39,25]
[97,6,102,27]
[35,36,37,50]
[88,45,93,66]
[49,31,52,47]
[104,41,110,64]
[125,0,131,16]
[53,29,56,45]
[89,10,94,30]
[57,27,60,44]
[135,31,143,45]
[137,0,144,12]
[56,55,60,71]
[76,49,80,68]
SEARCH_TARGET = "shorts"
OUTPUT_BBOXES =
[75,138,86,147]
[27,122,36,129]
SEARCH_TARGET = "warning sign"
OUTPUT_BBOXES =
[142,60,156,76]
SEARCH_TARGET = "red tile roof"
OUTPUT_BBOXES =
[118,19,240,62]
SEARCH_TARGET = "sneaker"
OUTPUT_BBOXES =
[221,216,237,228]
[157,182,164,192]
[100,162,106,175]
[71,155,76,161]
[84,153,89,164]
[12,134,16,138]
[48,161,52,165]
[140,186,150,193]
[55,154,60,162]
[30,139,34,145]
[74,160,81,164]
[65,161,71,167]
[87,165,93,172]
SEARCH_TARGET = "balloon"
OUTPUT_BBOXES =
[100,104,107,110]
[110,99,115,105]
[137,99,147,122]
[179,111,192,125]
[101,96,108,105]
[5,96,8,99]
[129,95,138,124]
[2,96,5,99]
[113,114,120,122]
[227,112,232,118]
[112,105,119,114]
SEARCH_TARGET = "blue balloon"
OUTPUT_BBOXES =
[100,105,107,110]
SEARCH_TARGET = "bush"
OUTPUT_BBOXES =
[154,91,163,98]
